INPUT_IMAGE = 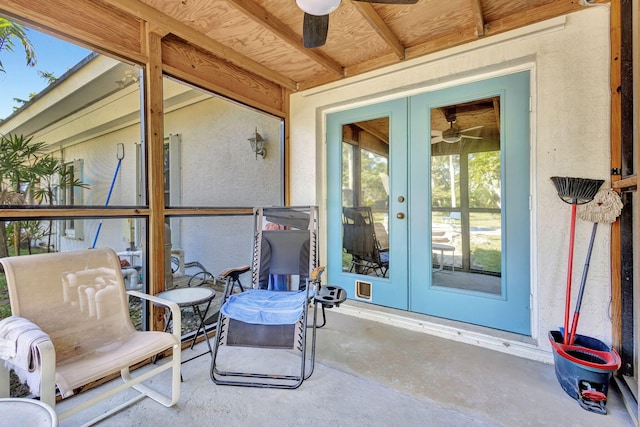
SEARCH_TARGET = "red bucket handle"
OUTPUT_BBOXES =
[549,337,621,371]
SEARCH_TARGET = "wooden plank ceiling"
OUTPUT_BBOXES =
[2,0,604,98]
[100,0,596,92]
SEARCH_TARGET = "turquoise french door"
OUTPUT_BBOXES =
[327,99,409,309]
[410,71,531,334]
[327,71,531,334]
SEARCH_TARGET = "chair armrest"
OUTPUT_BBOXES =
[127,291,182,342]
[0,362,8,398]
[0,324,56,406]
[218,265,250,280]
[34,340,56,408]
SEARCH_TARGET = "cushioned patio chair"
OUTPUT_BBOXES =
[0,248,181,425]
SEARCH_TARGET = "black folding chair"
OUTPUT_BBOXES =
[342,206,389,277]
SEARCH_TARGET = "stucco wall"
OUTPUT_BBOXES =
[163,91,283,275]
[163,92,282,207]
[289,7,612,352]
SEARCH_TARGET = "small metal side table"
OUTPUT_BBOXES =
[156,287,216,363]
[432,243,455,272]
[0,398,58,427]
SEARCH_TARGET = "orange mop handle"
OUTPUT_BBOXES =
[563,203,577,344]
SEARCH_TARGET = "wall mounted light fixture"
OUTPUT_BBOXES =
[248,128,266,159]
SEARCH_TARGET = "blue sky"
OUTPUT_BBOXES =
[0,27,91,120]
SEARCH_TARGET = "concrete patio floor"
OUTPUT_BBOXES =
[57,303,634,427]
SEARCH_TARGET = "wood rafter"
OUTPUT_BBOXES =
[332,1,583,92]
[481,1,583,36]
[0,0,146,64]
[3,0,605,97]
[492,98,500,132]
[355,123,388,144]
[226,0,344,76]
[469,0,485,36]
[351,0,405,59]
[101,0,298,90]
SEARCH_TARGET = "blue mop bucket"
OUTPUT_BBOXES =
[548,330,621,414]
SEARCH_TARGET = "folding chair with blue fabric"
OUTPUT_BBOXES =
[210,206,345,389]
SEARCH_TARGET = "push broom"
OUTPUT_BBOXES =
[550,177,604,344]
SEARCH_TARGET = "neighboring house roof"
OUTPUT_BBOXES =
[0,52,208,151]
[0,53,145,140]
[1,52,98,125]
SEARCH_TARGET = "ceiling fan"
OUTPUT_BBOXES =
[431,121,483,144]
[296,0,419,48]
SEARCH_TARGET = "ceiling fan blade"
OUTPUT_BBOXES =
[458,125,483,133]
[356,0,419,4]
[431,136,444,144]
[461,135,483,140]
[303,13,329,48]
[431,130,442,137]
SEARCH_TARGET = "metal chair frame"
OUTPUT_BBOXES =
[210,206,345,388]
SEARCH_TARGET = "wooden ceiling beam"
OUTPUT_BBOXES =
[101,0,298,90]
[296,1,590,90]
[404,2,587,63]
[492,98,500,132]
[226,0,344,76]
[351,1,405,59]
[162,35,286,117]
[354,123,389,144]
[469,0,485,37]
[482,1,584,36]
[0,0,146,63]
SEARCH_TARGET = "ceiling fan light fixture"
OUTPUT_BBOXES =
[442,136,461,143]
[442,126,461,143]
[296,0,341,16]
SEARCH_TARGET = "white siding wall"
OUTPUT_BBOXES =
[57,125,141,253]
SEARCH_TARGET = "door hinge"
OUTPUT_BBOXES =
[611,168,622,176]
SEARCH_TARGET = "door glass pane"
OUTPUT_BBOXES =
[341,118,390,277]
[430,97,502,294]
[468,150,501,276]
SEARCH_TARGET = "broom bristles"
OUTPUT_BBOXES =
[550,176,604,205]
